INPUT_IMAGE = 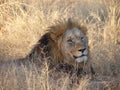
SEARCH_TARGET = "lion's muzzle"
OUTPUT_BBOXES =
[73,48,88,63]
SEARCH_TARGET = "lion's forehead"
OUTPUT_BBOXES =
[65,27,85,38]
[72,27,83,36]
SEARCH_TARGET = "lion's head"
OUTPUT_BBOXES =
[42,19,88,66]
[31,19,88,67]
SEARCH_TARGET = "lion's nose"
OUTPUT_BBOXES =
[78,48,86,53]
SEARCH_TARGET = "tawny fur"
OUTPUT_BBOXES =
[42,19,88,65]
[28,19,93,74]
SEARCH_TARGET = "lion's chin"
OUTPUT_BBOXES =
[75,56,88,63]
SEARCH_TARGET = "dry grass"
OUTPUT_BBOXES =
[0,0,120,90]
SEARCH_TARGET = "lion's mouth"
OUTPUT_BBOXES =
[73,54,85,59]
[73,54,88,63]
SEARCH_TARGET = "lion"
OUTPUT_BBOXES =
[28,19,93,74]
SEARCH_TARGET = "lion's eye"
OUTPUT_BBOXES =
[67,39,73,43]
[81,37,84,40]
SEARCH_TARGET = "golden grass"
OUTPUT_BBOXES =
[0,0,120,90]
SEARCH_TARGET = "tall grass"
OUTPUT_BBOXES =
[0,0,120,90]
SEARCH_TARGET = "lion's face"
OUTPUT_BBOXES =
[60,27,88,64]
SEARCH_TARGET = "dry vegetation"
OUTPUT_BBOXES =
[0,0,120,90]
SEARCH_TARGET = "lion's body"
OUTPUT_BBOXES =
[29,19,89,69]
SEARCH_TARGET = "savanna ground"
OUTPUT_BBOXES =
[0,0,120,90]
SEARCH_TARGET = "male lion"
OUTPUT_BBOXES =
[28,19,93,74]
